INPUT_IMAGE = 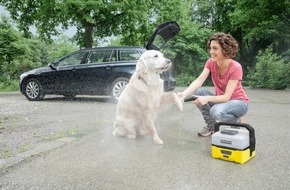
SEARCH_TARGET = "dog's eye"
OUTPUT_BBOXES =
[154,54,158,58]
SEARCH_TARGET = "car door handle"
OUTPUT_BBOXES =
[106,66,111,69]
[71,68,77,72]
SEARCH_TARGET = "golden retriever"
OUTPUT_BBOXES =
[112,50,183,144]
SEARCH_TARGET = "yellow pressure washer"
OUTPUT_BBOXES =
[211,122,256,164]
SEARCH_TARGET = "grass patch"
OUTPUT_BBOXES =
[0,143,12,159]
[0,115,24,132]
[44,128,80,140]
[18,144,31,153]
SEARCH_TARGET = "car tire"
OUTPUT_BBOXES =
[110,77,130,101]
[23,78,45,101]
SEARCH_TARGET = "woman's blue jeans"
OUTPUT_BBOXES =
[194,88,249,129]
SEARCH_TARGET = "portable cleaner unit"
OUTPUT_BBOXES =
[211,122,256,164]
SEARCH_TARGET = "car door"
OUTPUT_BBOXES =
[51,51,88,94]
[73,49,117,95]
[145,21,180,50]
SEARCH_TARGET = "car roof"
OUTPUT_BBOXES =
[78,46,146,52]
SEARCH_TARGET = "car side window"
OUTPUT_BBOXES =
[87,50,116,64]
[58,52,86,67]
[119,50,141,61]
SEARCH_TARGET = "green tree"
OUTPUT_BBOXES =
[191,0,290,71]
[154,0,213,85]
[0,16,38,82]
[44,35,78,65]
[0,0,162,48]
[229,0,290,66]
[0,16,77,86]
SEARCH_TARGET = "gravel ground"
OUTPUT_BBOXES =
[2,87,290,165]
[1,87,290,189]
[0,92,116,172]
[1,87,290,174]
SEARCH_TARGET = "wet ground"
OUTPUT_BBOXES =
[0,87,289,189]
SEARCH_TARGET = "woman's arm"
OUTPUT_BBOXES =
[178,68,210,100]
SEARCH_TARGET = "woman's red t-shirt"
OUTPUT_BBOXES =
[205,58,250,103]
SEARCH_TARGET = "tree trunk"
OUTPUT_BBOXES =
[84,25,93,48]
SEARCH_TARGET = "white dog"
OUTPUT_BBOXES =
[112,50,183,144]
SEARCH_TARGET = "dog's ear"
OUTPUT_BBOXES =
[136,57,148,74]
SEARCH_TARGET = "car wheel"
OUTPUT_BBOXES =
[24,79,45,101]
[110,77,130,101]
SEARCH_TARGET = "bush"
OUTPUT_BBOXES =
[176,73,196,87]
[248,48,290,90]
[0,80,19,92]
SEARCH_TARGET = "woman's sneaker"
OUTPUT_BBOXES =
[197,126,214,137]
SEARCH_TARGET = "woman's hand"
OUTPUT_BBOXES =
[194,96,210,106]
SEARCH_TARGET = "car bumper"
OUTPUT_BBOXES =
[164,80,176,91]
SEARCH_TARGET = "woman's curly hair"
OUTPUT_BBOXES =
[207,33,239,58]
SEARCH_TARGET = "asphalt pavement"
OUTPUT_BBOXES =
[0,87,289,190]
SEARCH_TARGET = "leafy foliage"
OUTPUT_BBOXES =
[192,0,290,70]
[175,73,197,87]
[0,0,161,48]
[154,0,212,79]
[248,48,290,89]
[0,16,77,89]
[0,0,290,91]
[0,16,40,82]
[42,36,78,65]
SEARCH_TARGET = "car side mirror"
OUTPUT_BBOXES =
[48,63,57,70]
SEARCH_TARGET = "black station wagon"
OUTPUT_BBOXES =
[19,21,180,101]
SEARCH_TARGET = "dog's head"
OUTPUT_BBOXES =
[136,50,172,74]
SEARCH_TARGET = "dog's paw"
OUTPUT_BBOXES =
[112,128,126,137]
[177,92,185,101]
[153,137,163,145]
[126,134,137,139]
[138,130,148,136]
[173,93,183,111]
[112,129,119,136]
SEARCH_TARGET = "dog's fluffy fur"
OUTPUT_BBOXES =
[112,50,183,144]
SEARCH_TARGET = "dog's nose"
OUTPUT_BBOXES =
[166,59,171,64]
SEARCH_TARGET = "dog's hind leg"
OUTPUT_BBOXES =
[113,127,137,139]
[112,126,126,137]
[113,120,137,139]
[138,126,149,136]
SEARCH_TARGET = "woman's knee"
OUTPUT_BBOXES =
[210,105,239,122]
[210,106,225,121]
